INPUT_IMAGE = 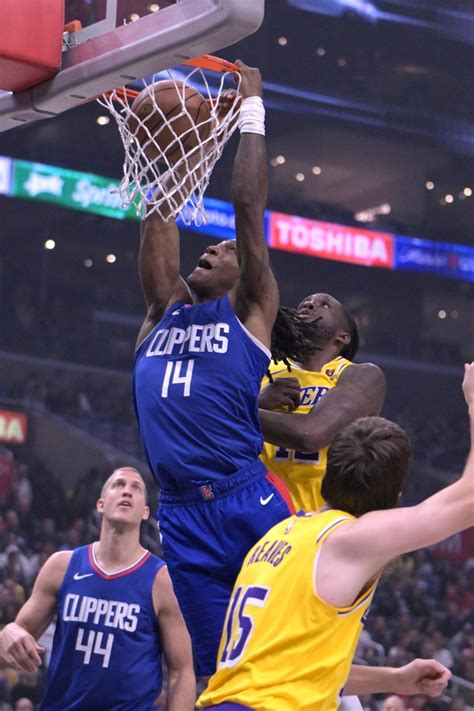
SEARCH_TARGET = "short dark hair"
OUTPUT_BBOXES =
[340,306,359,361]
[321,417,412,517]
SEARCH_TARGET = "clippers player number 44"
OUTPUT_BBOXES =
[0,467,196,711]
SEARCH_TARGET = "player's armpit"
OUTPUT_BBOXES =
[135,284,190,350]
[153,567,196,710]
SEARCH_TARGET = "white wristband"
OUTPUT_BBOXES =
[238,96,265,136]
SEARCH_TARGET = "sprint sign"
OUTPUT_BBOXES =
[0,410,28,444]
[268,213,394,268]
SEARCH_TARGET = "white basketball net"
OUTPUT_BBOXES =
[98,64,241,225]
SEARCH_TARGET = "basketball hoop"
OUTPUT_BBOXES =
[98,55,241,225]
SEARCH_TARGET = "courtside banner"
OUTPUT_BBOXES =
[5,156,473,283]
[268,212,394,268]
[0,410,28,444]
[395,236,474,283]
[11,160,139,221]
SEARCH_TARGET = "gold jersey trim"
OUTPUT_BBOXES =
[312,515,378,614]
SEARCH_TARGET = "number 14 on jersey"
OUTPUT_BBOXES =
[161,360,195,397]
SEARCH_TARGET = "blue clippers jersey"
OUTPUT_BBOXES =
[39,545,165,711]
[133,295,271,491]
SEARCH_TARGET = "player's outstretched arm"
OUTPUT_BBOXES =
[0,551,70,673]
[317,362,474,608]
[230,60,278,349]
[260,363,386,451]
[136,208,192,348]
[153,567,196,710]
[344,659,451,698]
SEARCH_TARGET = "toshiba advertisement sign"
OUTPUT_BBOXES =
[0,410,28,444]
[268,213,394,269]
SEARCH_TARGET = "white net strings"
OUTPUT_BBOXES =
[98,66,241,225]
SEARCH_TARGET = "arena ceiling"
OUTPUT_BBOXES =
[0,0,472,244]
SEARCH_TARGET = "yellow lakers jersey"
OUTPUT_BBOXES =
[198,509,378,711]
[260,357,352,511]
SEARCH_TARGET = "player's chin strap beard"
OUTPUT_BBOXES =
[298,315,325,342]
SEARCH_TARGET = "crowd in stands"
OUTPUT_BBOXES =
[0,359,472,709]
[0,454,472,710]
[0,258,468,371]
[358,551,474,709]
[1,360,469,482]
[0,253,471,710]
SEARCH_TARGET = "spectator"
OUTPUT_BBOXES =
[450,624,474,660]
[0,547,33,589]
[10,670,43,707]
[432,632,454,669]
[14,699,35,711]
[0,447,14,507]
[382,696,407,711]
[448,697,467,711]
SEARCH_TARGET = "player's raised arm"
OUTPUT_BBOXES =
[137,208,192,348]
[0,551,71,673]
[229,60,278,348]
[260,363,386,451]
[317,362,474,608]
[153,567,196,711]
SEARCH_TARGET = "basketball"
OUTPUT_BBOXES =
[129,80,212,163]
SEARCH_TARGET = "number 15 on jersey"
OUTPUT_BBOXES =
[219,585,270,668]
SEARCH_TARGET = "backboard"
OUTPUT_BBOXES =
[63,1,178,43]
[0,0,264,132]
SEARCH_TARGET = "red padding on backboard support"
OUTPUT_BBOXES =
[0,0,64,92]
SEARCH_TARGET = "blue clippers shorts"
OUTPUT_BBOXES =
[158,459,295,678]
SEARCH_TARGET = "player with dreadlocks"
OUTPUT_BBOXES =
[268,304,322,371]
[260,292,386,512]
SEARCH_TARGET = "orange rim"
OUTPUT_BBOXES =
[107,86,140,102]
[183,55,238,74]
[104,54,238,101]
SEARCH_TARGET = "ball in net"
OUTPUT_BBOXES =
[129,80,212,163]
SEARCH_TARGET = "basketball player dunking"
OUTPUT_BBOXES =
[0,467,195,711]
[198,363,474,710]
[133,61,295,678]
[260,292,386,512]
